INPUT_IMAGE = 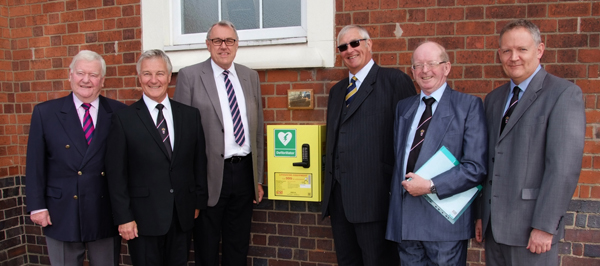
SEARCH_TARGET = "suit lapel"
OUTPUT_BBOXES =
[237,63,257,140]
[80,96,113,167]
[398,96,420,164]
[415,87,455,170]
[57,93,87,157]
[170,99,183,164]
[134,99,171,160]
[342,64,379,123]
[201,59,225,127]
[498,69,546,142]
[327,79,347,140]
[489,83,510,144]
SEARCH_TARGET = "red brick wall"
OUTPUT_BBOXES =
[0,0,599,265]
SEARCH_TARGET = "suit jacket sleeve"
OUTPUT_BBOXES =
[105,112,135,225]
[252,70,265,184]
[433,96,488,200]
[25,105,48,212]
[532,84,584,234]
[193,108,209,209]
[174,69,194,106]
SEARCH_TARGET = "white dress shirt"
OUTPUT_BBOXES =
[143,94,175,150]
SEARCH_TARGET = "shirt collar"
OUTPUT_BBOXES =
[211,59,237,79]
[510,65,542,92]
[349,59,375,82]
[143,93,171,111]
[72,93,99,108]
[420,82,447,103]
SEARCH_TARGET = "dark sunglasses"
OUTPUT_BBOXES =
[337,39,367,52]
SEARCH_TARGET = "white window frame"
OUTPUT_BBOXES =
[141,0,335,71]
[172,0,307,45]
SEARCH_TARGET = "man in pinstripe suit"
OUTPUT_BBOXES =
[321,24,416,266]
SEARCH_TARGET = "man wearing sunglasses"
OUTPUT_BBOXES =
[174,20,264,266]
[321,24,416,266]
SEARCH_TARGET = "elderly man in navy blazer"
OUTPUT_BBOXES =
[386,41,487,266]
[26,50,126,265]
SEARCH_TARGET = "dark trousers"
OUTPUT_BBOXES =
[194,155,254,266]
[329,181,399,266]
[397,239,468,266]
[128,207,191,266]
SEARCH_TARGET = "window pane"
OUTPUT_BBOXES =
[182,0,218,34]
[223,0,259,30]
[263,0,301,28]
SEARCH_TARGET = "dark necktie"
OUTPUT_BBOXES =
[223,70,246,146]
[81,103,94,145]
[345,76,358,107]
[500,86,521,134]
[406,97,436,174]
[156,104,172,159]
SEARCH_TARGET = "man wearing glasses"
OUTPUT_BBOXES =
[321,24,416,266]
[174,20,264,266]
[385,41,487,266]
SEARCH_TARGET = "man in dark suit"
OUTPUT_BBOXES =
[26,50,126,265]
[105,49,207,266]
[475,19,585,266]
[174,20,263,266]
[385,41,487,266]
[321,24,416,266]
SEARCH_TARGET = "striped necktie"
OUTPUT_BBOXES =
[500,86,521,134]
[81,103,94,145]
[345,76,358,107]
[223,70,245,146]
[156,104,172,159]
[406,97,436,174]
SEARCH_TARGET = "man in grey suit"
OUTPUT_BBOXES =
[174,20,264,266]
[475,19,585,266]
[385,41,487,266]
[321,24,416,266]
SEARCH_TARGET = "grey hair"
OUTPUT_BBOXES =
[337,25,370,44]
[499,19,542,46]
[136,49,173,74]
[206,20,239,40]
[411,41,450,65]
[69,50,106,77]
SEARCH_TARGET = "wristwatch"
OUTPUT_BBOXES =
[429,180,437,194]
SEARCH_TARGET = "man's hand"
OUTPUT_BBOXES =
[402,173,431,197]
[254,184,264,204]
[475,219,483,243]
[118,221,139,241]
[526,228,553,254]
[31,211,52,227]
[195,209,200,219]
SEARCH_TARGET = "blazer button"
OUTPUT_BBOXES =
[489,180,492,185]
[101,172,105,176]
[170,189,174,193]
[77,171,82,176]
[73,195,78,199]
[221,154,224,158]
[65,144,70,149]
[492,157,495,162]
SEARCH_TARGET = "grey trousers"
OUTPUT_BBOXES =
[46,235,120,266]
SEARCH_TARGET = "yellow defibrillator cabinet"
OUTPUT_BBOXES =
[267,125,325,202]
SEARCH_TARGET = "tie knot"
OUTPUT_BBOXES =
[513,86,521,95]
[351,76,357,81]
[423,97,436,106]
[156,104,164,111]
[81,103,91,110]
[223,70,230,76]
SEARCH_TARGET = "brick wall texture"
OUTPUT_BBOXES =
[0,0,598,265]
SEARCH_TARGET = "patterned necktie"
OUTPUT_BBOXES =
[345,76,358,107]
[500,86,521,134]
[81,103,94,145]
[406,97,436,174]
[223,70,245,146]
[156,104,172,159]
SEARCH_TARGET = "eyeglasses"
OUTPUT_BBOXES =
[337,39,367,52]
[412,61,447,70]
[208,38,237,46]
